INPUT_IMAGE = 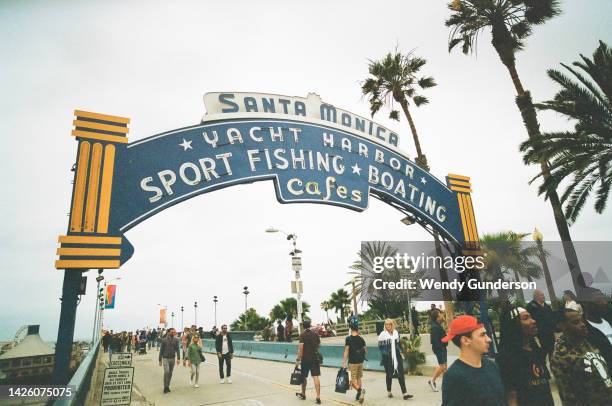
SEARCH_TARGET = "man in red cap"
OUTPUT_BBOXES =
[441,315,506,405]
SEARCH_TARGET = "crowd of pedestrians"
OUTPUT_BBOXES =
[99,288,610,404]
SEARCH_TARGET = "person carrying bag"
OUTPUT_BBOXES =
[335,367,350,393]
[290,367,303,385]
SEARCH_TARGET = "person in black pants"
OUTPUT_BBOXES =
[378,319,413,400]
[428,309,448,392]
[215,325,234,383]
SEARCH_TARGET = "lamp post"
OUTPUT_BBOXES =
[180,306,184,329]
[266,227,303,334]
[194,301,198,326]
[213,296,218,327]
[92,270,104,343]
[171,312,175,328]
[98,293,104,333]
[243,287,250,330]
[533,228,557,303]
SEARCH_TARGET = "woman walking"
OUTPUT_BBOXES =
[187,335,203,388]
[378,319,413,400]
[428,308,448,392]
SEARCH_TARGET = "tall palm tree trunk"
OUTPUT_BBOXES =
[399,99,428,170]
[501,61,584,294]
[399,99,454,319]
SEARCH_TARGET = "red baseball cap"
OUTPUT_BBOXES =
[441,315,484,343]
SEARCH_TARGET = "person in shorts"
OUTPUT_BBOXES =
[295,319,322,404]
[429,308,448,392]
[342,322,367,403]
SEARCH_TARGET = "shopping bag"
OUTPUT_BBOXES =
[335,368,350,393]
[290,367,303,385]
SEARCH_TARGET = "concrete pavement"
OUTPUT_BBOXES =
[127,348,562,406]
[131,349,443,405]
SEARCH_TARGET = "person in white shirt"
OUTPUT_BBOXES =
[215,325,234,383]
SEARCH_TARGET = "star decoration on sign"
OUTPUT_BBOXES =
[421,177,427,185]
[179,138,193,151]
[351,163,362,175]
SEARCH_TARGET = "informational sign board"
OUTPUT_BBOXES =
[292,256,302,271]
[55,106,482,272]
[291,280,303,294]
[100,367,134,406]
[109,352,132,368]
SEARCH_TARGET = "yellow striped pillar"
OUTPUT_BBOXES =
[446,173,482,256]
[56,110,129,270]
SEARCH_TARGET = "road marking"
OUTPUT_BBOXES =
[201,361,353,405]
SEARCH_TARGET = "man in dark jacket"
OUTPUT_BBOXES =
[526,289,556,358]
[158,328,180,393]
[215,325,234,383]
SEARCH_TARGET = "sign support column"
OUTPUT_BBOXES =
[52,110,129,384]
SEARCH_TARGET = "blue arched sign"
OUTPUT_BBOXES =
[55,94,480,269]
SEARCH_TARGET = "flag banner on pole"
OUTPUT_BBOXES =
[160,308,167,325]
[105,285,116,309]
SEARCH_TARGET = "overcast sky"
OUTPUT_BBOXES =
[1,0,610,341]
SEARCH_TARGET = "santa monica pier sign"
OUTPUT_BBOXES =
[55,92,480,269]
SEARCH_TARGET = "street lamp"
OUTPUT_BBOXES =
[533,228,557,302]
[194,301,198,326]
[213,296,218,327]
[92,269,104,343]
[266,227,303,334]
[243,286,249,312]
[180,306,184,329]
[171,312,175,328]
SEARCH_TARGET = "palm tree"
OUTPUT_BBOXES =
[231,308,269,331]
[328,289,351,323]
[320,300,332,321]
[445,1,585,293]
[362,50,436,170]
[269,297,310,321]
[481,231,542,303]
[521,41,612,223]
[349,241,399,300]
[362,57,455,313]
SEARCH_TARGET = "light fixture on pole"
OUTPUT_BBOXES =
[194,301,198,326]
[243,287,249,313]
[213,296,218,327]
[92,269,104,343]
[400,215,416,226]
[171,312,175,328]
[180,306,184,329]
[266,227,303,334]
[533,228,557,302]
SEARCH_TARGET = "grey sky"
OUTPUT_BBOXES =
[0,0,610,341]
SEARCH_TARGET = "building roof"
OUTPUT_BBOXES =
[0,334,54,360]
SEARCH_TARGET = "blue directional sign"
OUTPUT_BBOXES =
[55,110,480,270]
